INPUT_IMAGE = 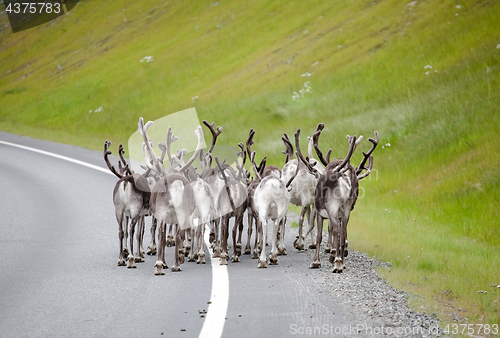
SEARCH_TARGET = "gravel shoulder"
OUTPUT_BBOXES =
[285,212,442,337]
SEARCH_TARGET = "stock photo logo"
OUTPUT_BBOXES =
[4,0,78,33]
[127,108,245,220]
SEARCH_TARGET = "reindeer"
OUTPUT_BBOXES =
[281,127,326,251]
[137,117,204,275]
[249,140,299,268]
[213,146,248,264]
[104,141,153,269]
[243,129,284,259]
[296,125,379,272]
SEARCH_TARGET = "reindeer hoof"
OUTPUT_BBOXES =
[171,265,182,272]
[231,254,240,263]
[269,254,278,265]
[309,244,316,249]
[147,245,157,255]
[244,247,251,255]
[220,256,228,265]
[154,261,165,275]
[332,258,344,273]
[294,236,305,250]
[166,238,175,247]
[127,255,137,269]
[344,249,349,257]
[278,247,287,256]
[258,259,267,268]
[179,250,185,264]
[309,260,321,269]
[251,250,259,259]
[187,255,196,263]
[325,248,331,254]
[197,253,206,264]
[213,247,221,258]
[235,244,242,256]
[117,258,126,266]
[134,256,145,263]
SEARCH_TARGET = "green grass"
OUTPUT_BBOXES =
[1,0,499,326]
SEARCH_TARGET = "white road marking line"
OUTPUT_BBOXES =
[0,140,114,176]
[199,225,229,338]
[0,139,230,338]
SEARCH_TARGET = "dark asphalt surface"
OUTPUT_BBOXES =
[0,131,346,338]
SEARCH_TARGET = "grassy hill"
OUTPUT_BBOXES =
[1,0,499,326]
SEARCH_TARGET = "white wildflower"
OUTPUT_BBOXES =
[486,67,491,73]
[140,56,153,63]
[456,5,461,9]
[424,65,432,69]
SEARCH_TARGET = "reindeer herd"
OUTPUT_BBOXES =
[104,117,379,275]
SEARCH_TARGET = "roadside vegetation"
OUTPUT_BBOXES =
[1,0,498,326]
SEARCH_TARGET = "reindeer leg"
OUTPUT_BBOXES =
[117,212,126,266]
[155,221,166,275]
[147,216,157,255]
[325,218,333,254]
[309,214,323,269]
[269,219,279,265]
[166,224,175,247]
[278,218,287,255]
[172,226,183,272]
[127,216,139,268]
[294,206,307,251]
[197,221,206,264]
[231,217,240,262]
[252,214,260,259]
[220,215,229,265]
[306,206,317,249]
[135,216,145,262]
[213,218,221,258]
[340,210,350,268]
[209,219,216,244]
[123,216,130,261]
[258,217,268,268]
[244,209,253,254]
[178,226,185,264]
[327,211,343,273]
[236,212,244,257]
[187,226,196,262]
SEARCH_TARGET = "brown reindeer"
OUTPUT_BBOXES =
[296,125,379,272]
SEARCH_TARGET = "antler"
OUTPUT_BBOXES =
[157,142,167,165]
[235,142,246,182]
[249,151,262,181]
[215,156,236,212]
[172,126,204,173]
[202,120,222,153]
[118,144,133,175]
[245,129,256,159]
[104,141,123,179]
[312,123,332,167]
[165,126,179,163]
[138,117,166,176]
[334,135,357,173]
[356,131,379,179]
[294,129,320,178]
[282,133,294,163]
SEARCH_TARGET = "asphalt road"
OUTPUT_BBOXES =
[0,132,346,338]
